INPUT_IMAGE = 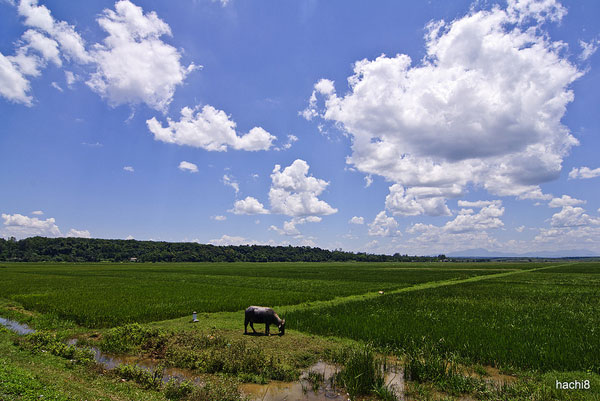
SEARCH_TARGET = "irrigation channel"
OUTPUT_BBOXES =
[0,317,404,400]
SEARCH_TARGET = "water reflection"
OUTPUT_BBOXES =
[0,316,35,335]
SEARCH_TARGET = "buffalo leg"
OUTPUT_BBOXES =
[244,318,248,334]
[250,322,256,333]
[265,323,270,335]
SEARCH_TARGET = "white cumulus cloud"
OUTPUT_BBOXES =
[17,0,91,64]
[269,216,321,237]
[2,213,61,237]
[304,0,581,208]
[385,184,455,217]
[443,201,504,233]
[147,105,276,151]
[87,0,196,111]
[349,216,364,225]
[268,159,337,217]
[208,234,265,246]
[457,200,496,208]
[178,161,198,173]
[231,196,269,215]
[368,211,400,237]
[568,167,600,180]
[548,195,586,208]
[66,228,91,238]
[123,165,134,172]
[550,206,600,228]
[0,52,32,105]
[0,0,91,105]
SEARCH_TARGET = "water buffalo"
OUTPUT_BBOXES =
[244,306,285,336]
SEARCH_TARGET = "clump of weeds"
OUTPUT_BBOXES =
[17,331,94,365]
[403,341,485,396]
[114,363,163,390]
[306,369,325,392]
[335,343,397,400]
[100,323,168,354]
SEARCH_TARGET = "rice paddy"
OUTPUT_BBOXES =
[286,263,600,373]
[1,260,599,400]
[0,261,509,327]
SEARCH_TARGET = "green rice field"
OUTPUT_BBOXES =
[1,260,599,391]
[0,261,513,327]
[286,262,600,373]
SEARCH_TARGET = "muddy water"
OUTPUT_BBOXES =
[241,361,344,401]
[67,338,204,384]
[241,361,405,401]
[0,316,35,335]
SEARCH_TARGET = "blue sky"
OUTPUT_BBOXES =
[1,0,599,255]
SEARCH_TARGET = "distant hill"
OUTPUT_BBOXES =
[448,248,600,258]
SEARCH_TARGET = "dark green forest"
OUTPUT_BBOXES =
[0,236,446,263]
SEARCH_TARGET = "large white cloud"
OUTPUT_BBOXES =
[2,1,199,110]
[443,201,504,233]
[550,206,600,228]
[87,0,196,111]
[534,226,600,250]
[406,201,504,246]
[17,0,91,64]
[385,184,455,216]
[147,105,276,151]
[2,212,92,239]
[304,0,582,212]
[2,213,61,237]
[1,0,86,105]
[268,159,337,217]
[0,52,32,105]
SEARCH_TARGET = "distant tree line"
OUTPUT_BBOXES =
[0,236,448,263]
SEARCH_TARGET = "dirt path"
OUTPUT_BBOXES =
[278,263,574,313]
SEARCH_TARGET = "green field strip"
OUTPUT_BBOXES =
[277,263,574,314]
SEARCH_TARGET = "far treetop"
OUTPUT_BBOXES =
[0,236,448,263]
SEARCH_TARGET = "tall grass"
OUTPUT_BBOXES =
[335,344,399,400]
